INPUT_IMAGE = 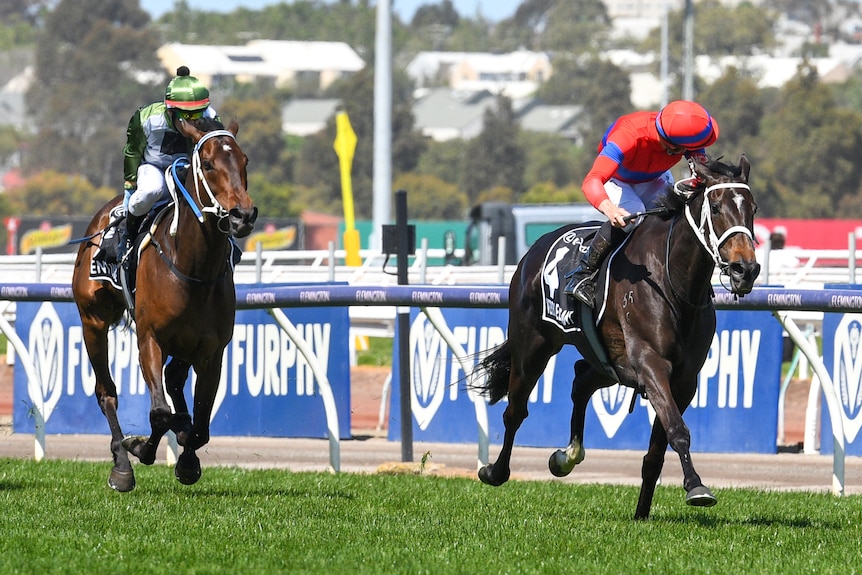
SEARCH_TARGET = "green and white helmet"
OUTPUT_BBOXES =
[164,66,210,110]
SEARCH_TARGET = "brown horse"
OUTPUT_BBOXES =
[72,117,257,491]
[474,156,760,519]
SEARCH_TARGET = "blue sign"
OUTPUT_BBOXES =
[13,301,351,438]
[821,312,862,455]
[389,308,783,453]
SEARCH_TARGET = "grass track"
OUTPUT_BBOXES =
[1,458,861,574]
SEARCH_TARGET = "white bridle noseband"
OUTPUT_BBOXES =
[675,176,754,270]
[166,129,238,235]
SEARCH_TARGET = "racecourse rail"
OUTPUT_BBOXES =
[0,282,857,496]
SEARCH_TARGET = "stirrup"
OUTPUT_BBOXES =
[571,281,595,307]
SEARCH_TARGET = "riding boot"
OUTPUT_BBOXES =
[563,221,615,307]
[121,213,143,261]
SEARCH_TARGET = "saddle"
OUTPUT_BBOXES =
[539,223,631,386]
[89,205,166,297]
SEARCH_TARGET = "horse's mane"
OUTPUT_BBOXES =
[652,156,741,216]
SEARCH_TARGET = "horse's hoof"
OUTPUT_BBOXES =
[685,485,717,508]
[108,468,136,492]
[548,450,577,477]
[478,464,508,486]
[121,436,156,465]
[175,451,202,485]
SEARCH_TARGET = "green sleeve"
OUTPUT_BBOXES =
[123,109,146,188]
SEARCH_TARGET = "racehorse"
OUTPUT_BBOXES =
[71,117,257,491]
[473,155,760,520]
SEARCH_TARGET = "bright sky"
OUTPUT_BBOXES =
[142,0,521,23]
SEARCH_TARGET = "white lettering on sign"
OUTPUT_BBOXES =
[694,329,761,409]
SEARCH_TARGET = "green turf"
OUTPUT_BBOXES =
[0,458,860,574]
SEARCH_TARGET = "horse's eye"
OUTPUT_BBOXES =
[710,201,720,215]
[202,160,214,171]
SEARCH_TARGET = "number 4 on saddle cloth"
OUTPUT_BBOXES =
[540,222,630,391]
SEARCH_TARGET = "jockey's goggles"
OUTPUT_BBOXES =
[177,109,204,121]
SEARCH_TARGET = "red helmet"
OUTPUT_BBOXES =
[655,100,719,150]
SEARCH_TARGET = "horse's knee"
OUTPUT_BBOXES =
[665,424,691,455]
[149,407,173,433]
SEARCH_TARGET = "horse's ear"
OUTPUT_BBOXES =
[739,154,750,183]
[176,117,203,141]
[228,118,240,137]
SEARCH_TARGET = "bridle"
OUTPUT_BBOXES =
[166,129,239,236]
[674,176,755,274]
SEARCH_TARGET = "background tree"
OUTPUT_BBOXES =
[4,170,115,215]
[753,63,862,217]
[535,0,611,53]
[640,0,776,99]
[220,93,288,180]
[519,131,579,190]
[415,139,467,186]
[293,66,426,218]
[698,67,765,161]
[23,0,163,190]
[537,55,633,138]
[391,173,467,219]
[460,95,526,205]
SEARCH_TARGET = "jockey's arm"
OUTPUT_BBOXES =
[122,110,146,190]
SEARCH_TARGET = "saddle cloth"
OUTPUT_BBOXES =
[539,223,624,384]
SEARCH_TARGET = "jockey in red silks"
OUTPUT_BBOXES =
[564,100,720,307]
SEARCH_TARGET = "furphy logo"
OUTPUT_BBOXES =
[410,317,447,430]
[592,384,635,438]
[833,315,862,442]
[28,303,64,422]
[693,329,761,409]
[408,314,509,430]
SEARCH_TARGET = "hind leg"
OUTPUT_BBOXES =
[478,336,559,487]
[549,360,607,477]
[78,305,134,491]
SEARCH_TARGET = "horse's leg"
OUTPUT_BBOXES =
[671,378,716,508]
[478,336,558,487]
[636,371,715,519]
[121,335,172,465]
[549,360,605,477]
[79,314,136,492]
[174,356,222,485]
[164,357,193,445]
[634,420,669,520]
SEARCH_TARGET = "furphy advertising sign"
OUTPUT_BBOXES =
[821,312,862,456]
[13,301,351,438]
[389,308,783,453]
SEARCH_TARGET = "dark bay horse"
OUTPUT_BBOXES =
[474,156,760,519]
[72,117,257,491]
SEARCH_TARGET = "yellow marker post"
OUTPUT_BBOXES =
[333,111,362,266]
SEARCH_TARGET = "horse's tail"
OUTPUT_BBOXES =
[470,340,512,405]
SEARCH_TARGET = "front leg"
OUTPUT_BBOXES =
[124,335,172,465]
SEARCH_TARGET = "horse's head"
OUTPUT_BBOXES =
[685,154,761,295]
[177,118,258,238]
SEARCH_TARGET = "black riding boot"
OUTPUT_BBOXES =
[563,221,615,307]
[121,213,143,260]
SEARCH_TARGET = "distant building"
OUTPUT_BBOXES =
[406,50,552,99]
[157,40,365,92]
